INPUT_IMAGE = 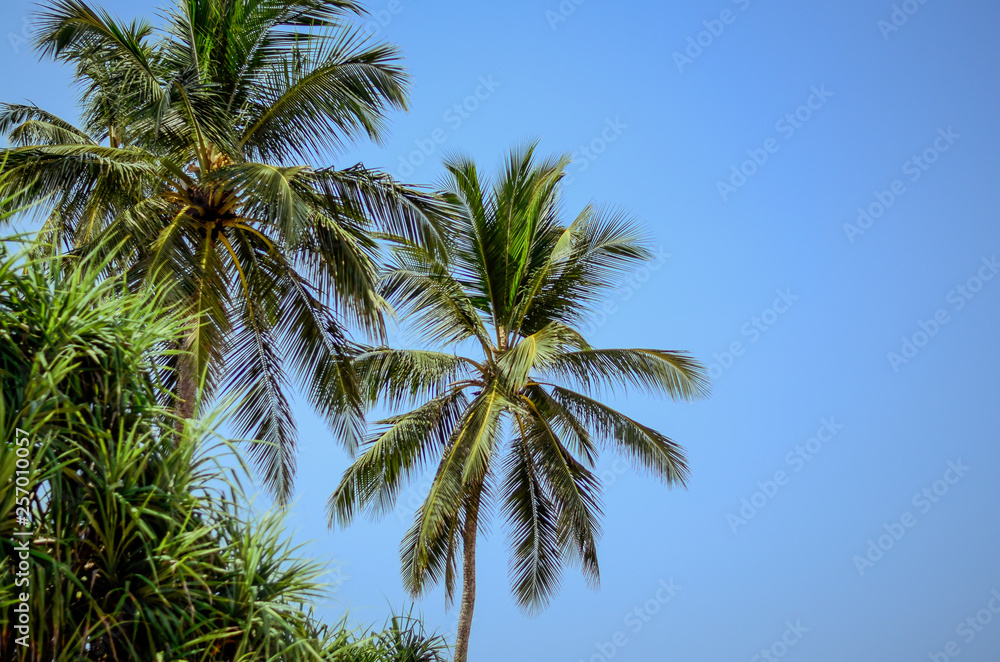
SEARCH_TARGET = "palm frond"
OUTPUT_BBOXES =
[497,321,588,390]
[519,204,655,332]
[549,386,690,486]
[239,27,409,161]
[399,384,508,598]
[518,396,602,595]
[381,241,493,349]
[328,389,469,526]
[500,431,562,613]
[353,347,475,409]
[545,348,710,400]
[0,103,96,146]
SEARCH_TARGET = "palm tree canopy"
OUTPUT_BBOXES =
[328,143,709,614]
[0,0,449,502]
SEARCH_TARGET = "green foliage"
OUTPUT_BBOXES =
[0,0,450,502]
[0,242,448,661]
[328,143,710,618]
[345,608,449,662]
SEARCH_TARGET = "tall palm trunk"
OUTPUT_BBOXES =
[176,343,198,422]
[176,250,206,425]
[454,494,481,662]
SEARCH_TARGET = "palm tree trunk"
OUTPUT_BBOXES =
[453,495,481,662]
[176,245,206,426]
[176,343,197,422]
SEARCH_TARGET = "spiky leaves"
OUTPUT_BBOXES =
[0,241,397,661]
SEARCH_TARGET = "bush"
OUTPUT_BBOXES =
[0,244,448,661]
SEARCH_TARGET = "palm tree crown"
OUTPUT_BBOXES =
[0,0,447,501]
[328,144,709,662]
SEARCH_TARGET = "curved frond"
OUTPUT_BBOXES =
[519,397,602,597]
[545,348,709,401]
[240,28,408,161]
[549,386,689,487]
[399,384,509,598]
[0,144,158,223]
[328,389,469,527]
[33,0,166,124]
[308,165,450,259]
[497,322,588,390]
[519,205,655,332]
[219,233,298,503]
[382,242,492,349]
[353,347,476,409]
[500,430,561,613]
[522,383,597,466]
[0,103,96,146]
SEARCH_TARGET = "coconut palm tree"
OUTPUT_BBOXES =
[0,0,447,502]
[327,144,709,662]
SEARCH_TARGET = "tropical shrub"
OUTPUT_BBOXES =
[0,243,448,661]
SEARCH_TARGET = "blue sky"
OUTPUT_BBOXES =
[4,0,1000,660]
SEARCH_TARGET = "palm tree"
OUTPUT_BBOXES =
[0,0,447,502]
[327,144,709,662]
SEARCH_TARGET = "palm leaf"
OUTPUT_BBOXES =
[549,386,690,486]
[545,348,710,400]
[328,389,469,526]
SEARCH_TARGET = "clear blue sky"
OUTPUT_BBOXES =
[4,1,1000,660]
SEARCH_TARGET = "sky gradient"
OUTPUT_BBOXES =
[3,1,1000,660]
